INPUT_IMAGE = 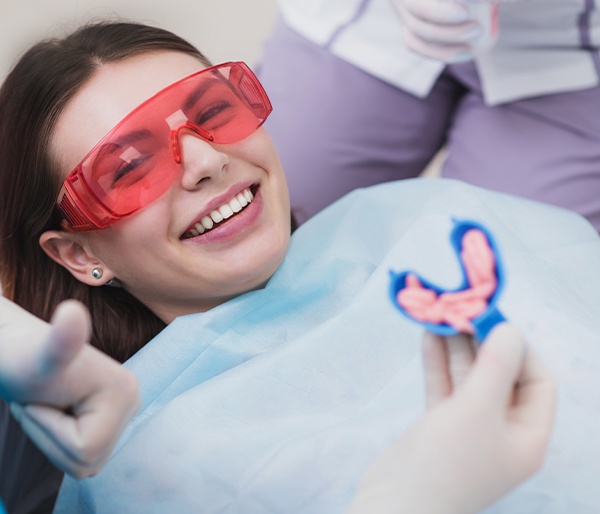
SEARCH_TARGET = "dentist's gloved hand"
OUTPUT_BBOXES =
[348,323,556,514]
[390,0,500,62]
[0,296,140,478]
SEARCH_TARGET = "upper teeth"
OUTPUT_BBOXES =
[186,188,254,237]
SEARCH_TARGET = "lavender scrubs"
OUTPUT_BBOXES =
[258,18,600,230]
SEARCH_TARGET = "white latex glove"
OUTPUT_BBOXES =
[0,296,140,478]
[348,323,556,514]
[390,0,502,62]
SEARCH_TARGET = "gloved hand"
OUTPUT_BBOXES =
[348,323,556,514]
[390,0,503,62]
[0,297,140,478]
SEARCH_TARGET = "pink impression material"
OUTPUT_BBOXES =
[396,229,497,334]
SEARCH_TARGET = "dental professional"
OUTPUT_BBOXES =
[258,0,600,229]
[0,20,578,514]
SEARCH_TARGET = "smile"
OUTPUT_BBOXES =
[181,187,255,239]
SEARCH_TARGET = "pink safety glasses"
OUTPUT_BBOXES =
[57,61,272,231]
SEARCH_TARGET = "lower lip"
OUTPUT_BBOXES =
[182,188,263,245]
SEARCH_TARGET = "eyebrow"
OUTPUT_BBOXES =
[93,76,225,155]
[183,77,222,112]
[106,129,154,152]
[89,129,155,176]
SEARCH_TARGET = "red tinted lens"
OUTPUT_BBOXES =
[58,62,271,230]
[188,62,272,145]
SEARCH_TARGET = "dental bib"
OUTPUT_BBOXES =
[56,179,600,514]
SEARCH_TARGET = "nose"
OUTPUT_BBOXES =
[171,124,229,190]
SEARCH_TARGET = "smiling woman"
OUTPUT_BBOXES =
[42,49,290,322]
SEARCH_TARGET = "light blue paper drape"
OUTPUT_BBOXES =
[56,179,600,513]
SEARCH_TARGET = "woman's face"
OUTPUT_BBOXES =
[50,51,291,322]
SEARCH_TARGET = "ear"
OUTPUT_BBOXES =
[39,230,116,287]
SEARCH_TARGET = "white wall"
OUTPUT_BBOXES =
[0,0,278,81]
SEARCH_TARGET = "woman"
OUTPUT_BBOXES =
[0,20,595,513]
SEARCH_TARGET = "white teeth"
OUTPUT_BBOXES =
[219,204,234,219]
[184,187,254,238]
[210,210,223,223]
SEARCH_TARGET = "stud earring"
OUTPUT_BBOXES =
[105,278,122,288]
[91,267,103,279]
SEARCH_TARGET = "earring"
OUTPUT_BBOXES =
[105,278,122,288]
[91,267,103,279]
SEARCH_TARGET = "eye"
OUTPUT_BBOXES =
[195,101,232,126]
[111,155,151,187]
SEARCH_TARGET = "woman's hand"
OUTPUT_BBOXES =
[0,297,140,478]
[348,323,556,514]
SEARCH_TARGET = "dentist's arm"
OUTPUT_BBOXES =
[348,323,556,514]
[0,297,140,478]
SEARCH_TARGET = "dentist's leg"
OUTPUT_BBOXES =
[443,62,600,231]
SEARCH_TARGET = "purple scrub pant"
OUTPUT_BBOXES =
[257,18,600,230]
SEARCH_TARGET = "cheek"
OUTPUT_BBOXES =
[240,130,282,169]
[87,214,166,271]
[247,136,290,207]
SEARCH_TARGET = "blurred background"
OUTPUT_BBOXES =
[0,0,278,81]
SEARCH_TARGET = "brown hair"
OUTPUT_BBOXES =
[0,21,211,362]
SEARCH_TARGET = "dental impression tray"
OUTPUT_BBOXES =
[389,219,506,342]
